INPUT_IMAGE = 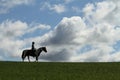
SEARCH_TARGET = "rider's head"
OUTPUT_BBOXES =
[32,42,35,44]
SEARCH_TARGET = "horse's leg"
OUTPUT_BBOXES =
[36,56,38,62]
[22,58,24,62]
[22,56,24,62]
[28,56,30,62]
[22,51,25,62]
[22,55,26,62]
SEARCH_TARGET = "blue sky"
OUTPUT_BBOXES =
[0,0,102,26]
[0,0,120,62]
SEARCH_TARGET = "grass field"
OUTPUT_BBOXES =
[0,62,120,80]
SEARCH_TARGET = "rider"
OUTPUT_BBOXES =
[31,42,36,54]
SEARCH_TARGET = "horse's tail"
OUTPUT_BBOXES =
[22,50,25,61]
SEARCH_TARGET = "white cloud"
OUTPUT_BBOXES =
[40,2,66,14]
[83,0,120,25]
[109,52,120,62]
[0,20,27,59]
[0,0,34,14]
[38,14,120,62]
[0,20,51,60]
[52,4,66,13]
[105,0,120,25]
[83,3,94,16]
[0,20,28,39]
[42,16,86,46]
[27,23,51,33]
[31,16,86,61]
[70,0,120,62]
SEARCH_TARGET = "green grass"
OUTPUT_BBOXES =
[0,62,120,80]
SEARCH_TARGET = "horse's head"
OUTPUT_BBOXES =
[41,47,47,53]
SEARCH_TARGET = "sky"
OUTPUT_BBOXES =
[0,0,120,62]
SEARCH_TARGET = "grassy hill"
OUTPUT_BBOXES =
[0,62,120,80]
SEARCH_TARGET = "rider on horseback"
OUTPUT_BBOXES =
[31,42,36,54]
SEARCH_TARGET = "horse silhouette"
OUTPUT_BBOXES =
[22,47,47,62]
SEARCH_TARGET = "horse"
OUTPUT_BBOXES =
[21,47,47,62]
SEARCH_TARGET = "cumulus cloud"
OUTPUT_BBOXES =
[0,20,51,60]
[26,23,51,33]
[37,16,86,61]
[40,2,66,14]
[0,20,27,59]
[0,20,28,38]
[43,17,86,45]
[38,16,120,62]
[38,0,120,62]
[38,16,112,62]
[0,0,34,14]
[73,0,120,62]
[83,0,120,25]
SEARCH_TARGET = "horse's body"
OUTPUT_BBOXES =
[22,47,47,62]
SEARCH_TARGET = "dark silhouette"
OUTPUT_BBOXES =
[31,42,36,54]
[22,47,47,62]
[31,42,35,50]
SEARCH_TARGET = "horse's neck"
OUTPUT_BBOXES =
[37,49,42,56]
